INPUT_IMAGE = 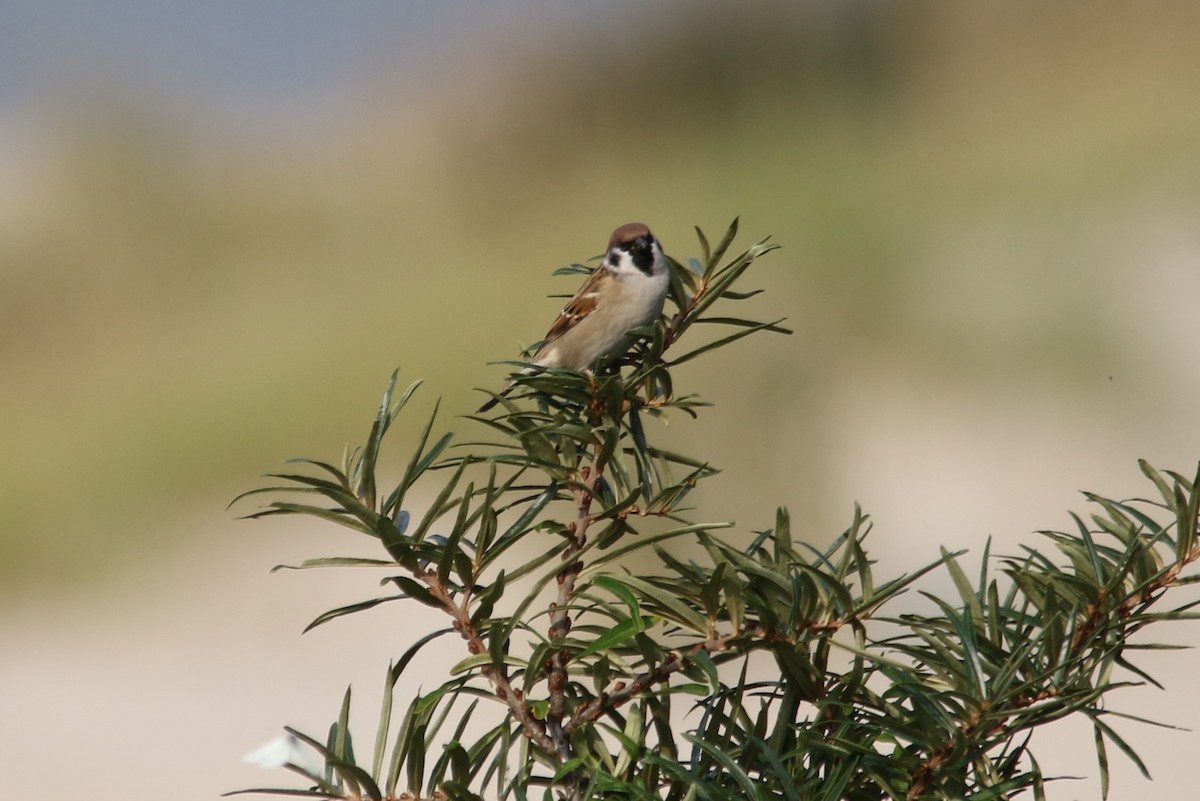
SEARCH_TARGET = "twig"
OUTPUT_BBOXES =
[421,570,557,756]
[544,460,597,763]
[566,634,738,733]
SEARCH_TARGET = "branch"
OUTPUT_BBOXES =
[419,568,558,756]
[903,498,1200,799]
[545,460,598,764]
[566,633,739,733]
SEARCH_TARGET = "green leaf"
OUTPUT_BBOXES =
[330,760,382,801]
[382,401,446,518]
[220,790,339,798]
[667,258,695,313]
[941,546,984,625]
[410,458,470,543]
[1093,719,1111,800]
[574,615,658,660]
[386,576,445,610]
[370,629,455,781]
[356,370,404,509]
[245,502,375,536]
[613,575,709,633]
[593,488,642,522]
[332,685,352,765]
[681,732,763,801]
[406,723,427,797]
[694,225,713,273]
[693,315,791,332]
[371,665,394,783]
[668,317,791,366]
[302,596,403,634]
[592,575,643,621]
[470,570,506,626]
[271,557,396,572]
[706,217,740,276]
[437,481,474,587]
[1091,714,1151,783]
[586,522,733,569]
[687,647,720,692]
[479,483,557,571]
[450,652,527,676]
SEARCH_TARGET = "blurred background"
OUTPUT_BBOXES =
[3,1,1200,798]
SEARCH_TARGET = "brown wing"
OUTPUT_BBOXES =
[539,268,608,345]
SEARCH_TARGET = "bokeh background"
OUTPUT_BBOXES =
[3,2,1200,798]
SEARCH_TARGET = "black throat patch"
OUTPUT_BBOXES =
[624,238,655,275]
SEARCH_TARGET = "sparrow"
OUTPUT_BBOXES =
[478,222,670,412]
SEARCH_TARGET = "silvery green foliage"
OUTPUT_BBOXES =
[232,221,1200,801]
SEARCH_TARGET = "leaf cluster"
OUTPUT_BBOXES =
[232,221,1200,801]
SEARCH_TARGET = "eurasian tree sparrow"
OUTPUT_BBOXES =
[478,222,670,412]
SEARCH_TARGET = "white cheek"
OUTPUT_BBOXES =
[618,253,649,277]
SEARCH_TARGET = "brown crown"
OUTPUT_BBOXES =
[608,222,653,249]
